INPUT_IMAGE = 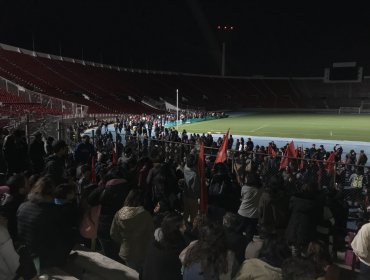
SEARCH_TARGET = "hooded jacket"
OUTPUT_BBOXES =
[234,258,282,280]
[110,206,154,264]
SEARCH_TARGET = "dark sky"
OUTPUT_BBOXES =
[1,0,369,76]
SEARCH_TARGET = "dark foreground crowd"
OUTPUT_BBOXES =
[0,124,369,280]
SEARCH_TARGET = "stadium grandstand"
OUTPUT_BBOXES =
[2,2,370,280]
[2,42,370,121]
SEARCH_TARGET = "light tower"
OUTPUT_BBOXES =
[216,25,235,76]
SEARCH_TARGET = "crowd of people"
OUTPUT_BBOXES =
[0,116,369,279]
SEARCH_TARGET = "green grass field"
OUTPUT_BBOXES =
[178,113,370,142]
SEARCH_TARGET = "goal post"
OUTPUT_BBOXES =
[338,107,361,114]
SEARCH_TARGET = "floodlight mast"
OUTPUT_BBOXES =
[176,89,179,131]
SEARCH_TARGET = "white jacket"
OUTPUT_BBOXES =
[352,223,370,266]
[0,224,19,280]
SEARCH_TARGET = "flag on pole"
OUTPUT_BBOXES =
[268,144,277,157]
[198,142,207,214]
[91,156,97,183]
[112,143,117,165]
[280,141,296,170]
[215,129,230,164]
[325,152,336,174]
[299,145,305,170]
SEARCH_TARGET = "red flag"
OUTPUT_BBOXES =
[325,152,336,174]
[280,141,296,170]
[268,144,277,157]
[91,156,97,183]
[112,143,117,165]
[215,129,229,164]
[299,146,305,170]
[198,142,207,214]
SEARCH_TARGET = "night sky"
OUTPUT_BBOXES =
[1,0,370,76]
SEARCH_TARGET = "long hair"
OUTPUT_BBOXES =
[184,223,228,276]
[30,176,55,197]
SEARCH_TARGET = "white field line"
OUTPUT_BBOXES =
[251,124,268,132]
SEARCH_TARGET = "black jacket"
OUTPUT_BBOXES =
[142,239,186,280]
[285,193,321,246]
[17,194,73,269]
[43,155,66,185]
[29,139,45,173]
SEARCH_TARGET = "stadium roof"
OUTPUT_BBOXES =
[1,1,369,76]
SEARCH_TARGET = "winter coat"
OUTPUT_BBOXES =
[74,142,94,165]
[29,139,45,173]
[234,258,282,280]
[94,179,131,240]
[110,206,154,265]
[3,135,29,174]
[0,193,25,241]
[0,224,19,280]
[285,194,321,246]
[142,239,186,280]
[351,223,370,265]
[17,193,73,269]
[43,155,66,185]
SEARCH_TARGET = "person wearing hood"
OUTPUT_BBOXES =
[110,189,154,274]
[43,140,68,186]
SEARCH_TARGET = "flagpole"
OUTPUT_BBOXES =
[176,89,179,131]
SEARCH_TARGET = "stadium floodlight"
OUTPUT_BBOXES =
[176,89,179,131]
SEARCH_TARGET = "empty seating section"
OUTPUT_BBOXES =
[0,88,28,103]
[1,46,370,113]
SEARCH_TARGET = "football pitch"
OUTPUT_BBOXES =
[177,113,370,142]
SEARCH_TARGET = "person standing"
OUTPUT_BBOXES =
[237,172,263,243]
[110,189,154,273]
[3,129,29,175]
[29,132,46,174]
[74,135,95,165]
